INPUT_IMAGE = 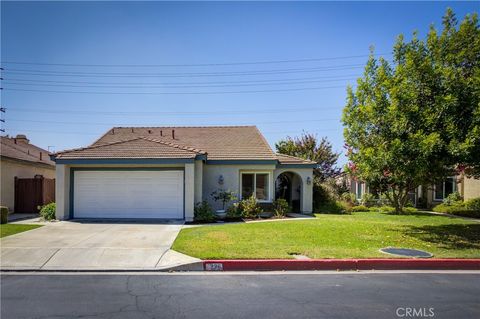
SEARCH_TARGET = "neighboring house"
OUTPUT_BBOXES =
[348,175,480,208]
[0,134,56,212]
[51,126,316,221]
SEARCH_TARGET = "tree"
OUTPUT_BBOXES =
[275,133,340,182]
[342,9,480,213]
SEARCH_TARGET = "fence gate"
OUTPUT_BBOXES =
[14,176,55,214]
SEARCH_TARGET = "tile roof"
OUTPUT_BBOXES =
[1,136,55,167]
[84,126,277,161]
[54,126,317,167]
[55,137,205,159]
[275,153,317,165]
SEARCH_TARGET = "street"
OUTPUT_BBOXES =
[1,271,479,319]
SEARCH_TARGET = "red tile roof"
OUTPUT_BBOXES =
[55,137,205,159]
[59,126,277,161]
[1,136,55,167]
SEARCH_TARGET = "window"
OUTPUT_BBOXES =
[356,182,363,200]
[434,177,456,201]
[241,172,270,201]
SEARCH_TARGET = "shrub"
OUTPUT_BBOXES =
[0,206,8,224]
[341,192,356,205]
[194,201,216,223]
[316,201,349,214]
[369,205,396,213]
[464,197,480,212]
[443,191,463,205]
[272,198,290,218]
[433,202,463,214]
[39,202,56,221]
[211,189,237,210]
[239,196,263,219]
[360,193,376,207]
[226,203,242,220]
[403,207,418,214]
[349,205,369,212]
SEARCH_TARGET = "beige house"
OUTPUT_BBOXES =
[52,126,315,221]
[350,174,480,208]
[0,135,56,212]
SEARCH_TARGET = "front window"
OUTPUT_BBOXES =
[241,172,270,201]
[356,182,363,200]
[434,177,456,201]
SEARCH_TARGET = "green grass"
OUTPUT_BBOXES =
[173,211,480,259]
[0,224,43,238]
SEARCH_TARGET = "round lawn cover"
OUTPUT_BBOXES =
[380,247,433,258]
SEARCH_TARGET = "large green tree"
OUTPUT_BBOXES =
[342,9,480,213]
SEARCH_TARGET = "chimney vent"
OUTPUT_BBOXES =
[160,130,163,136]
[172,129,175,139]
[148,129,152,134]
[15,134,29,144]
[111,128,115,134]
[131,128,134,133]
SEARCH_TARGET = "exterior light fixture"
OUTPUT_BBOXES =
[306,177,312,185]
[218,174,224,185]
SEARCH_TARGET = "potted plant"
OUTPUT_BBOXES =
[211,189,237,220]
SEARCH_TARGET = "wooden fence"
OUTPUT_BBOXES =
[14,176,55,214]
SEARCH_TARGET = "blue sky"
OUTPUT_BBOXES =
[1,1,478,166]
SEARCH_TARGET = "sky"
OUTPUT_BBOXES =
[1,1,478,166]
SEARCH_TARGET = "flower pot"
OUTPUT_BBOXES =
[215,210,227,220]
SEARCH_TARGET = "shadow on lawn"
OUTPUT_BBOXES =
[403,224,480,250]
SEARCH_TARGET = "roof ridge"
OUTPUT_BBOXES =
[253,126,276,159]
[139,136,207,154]
[55,137,143,155]
[112,125,256,129]
[275,153,317,164]
[1,139,45,160]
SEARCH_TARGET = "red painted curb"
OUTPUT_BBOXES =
[203,259,480,271]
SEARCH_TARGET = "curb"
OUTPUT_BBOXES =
[203,259,480,271]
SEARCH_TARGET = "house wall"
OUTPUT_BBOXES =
[55,162,314,220]
[0,158,55,213]
[202,164,276,210]
[461,176,480,201]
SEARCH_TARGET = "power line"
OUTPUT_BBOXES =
[1,65,364,78]
[6,118,340,126]
[2,73,360,85]
[4,127,342,136]
[2,77,356,89]
[0,53,390,67]
[6,106,339,115]
[3,85,347,95]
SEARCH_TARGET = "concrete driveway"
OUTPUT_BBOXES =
[0,220,197,270]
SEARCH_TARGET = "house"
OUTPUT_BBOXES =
[349,174,480,208]
[1,134,56,213]
[51,126,316,221]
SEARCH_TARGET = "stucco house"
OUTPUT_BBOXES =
[349,175,480,208]
[51,126,315,221]
[1,134,56,213]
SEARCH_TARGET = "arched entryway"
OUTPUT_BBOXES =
[275,172,303,213]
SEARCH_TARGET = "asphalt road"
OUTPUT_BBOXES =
[1,272,479,319]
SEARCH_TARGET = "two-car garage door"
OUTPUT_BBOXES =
[73,170,184,219]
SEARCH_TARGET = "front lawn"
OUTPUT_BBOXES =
[172,212,480,259]
[0,224,43,238]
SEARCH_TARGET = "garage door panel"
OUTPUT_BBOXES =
[73,170,184,219]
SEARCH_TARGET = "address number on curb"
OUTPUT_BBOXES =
[205,263,224,271]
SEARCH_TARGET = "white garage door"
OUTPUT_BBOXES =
[73,170,184,219]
